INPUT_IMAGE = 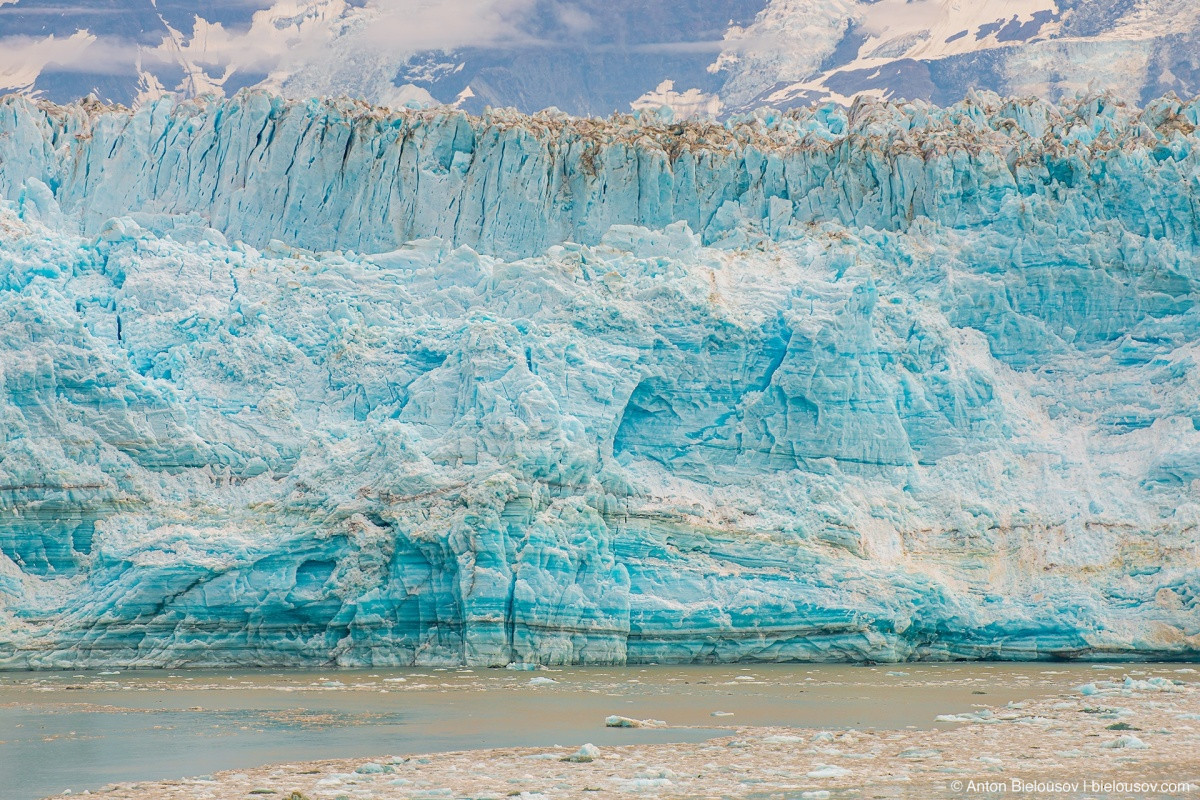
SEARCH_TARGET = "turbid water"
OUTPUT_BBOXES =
[0,663,1188,800]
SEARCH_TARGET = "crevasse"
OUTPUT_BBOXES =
[0,91,1198,667]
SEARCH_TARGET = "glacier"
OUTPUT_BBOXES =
[0,91,1198,667]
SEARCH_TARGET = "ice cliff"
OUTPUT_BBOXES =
[0,91,1199,667]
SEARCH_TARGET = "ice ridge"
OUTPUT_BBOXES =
[1,90,1198,259]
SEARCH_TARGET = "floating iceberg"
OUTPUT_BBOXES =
[0,92,1198,667]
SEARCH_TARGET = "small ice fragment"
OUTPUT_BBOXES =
[562,743,600,763]
[1077,683,1100,696]
[606,715,641,728]
[506,662,539,671]
[801,792,831,800]
[806,764,850,779]
[355,762,390,774]
[711,711,733,717]
[528,676,558,686]
[811,731,835,743]
[618,778,672,791]
[1102,735,1149,750]
[605,715,661,728]
[977,756,1003,765]
[733,675,756,681]
[886,671,909,677]
[761,734,806,744]
[935,710,995,723]
[898,748,941,759]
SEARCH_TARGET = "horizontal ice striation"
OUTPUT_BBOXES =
[1,91,1200,260]
[0,93,1199,667]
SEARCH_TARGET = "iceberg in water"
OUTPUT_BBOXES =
[0,90,1197,667]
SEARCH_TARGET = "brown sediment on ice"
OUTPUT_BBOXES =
[79,676,1200,800]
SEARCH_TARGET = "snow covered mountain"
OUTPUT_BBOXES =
[2,1,1199,117]
[0,91,1199,666]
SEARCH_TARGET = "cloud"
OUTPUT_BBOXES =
[139,0,555,74]
[124,0,555,95]
[0,32,145,91]
[0,0,732,104]
[623,40,728,54]
[357,0,545,51]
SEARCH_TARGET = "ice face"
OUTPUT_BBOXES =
[0,91,1198,667]
[3,91,1199,261]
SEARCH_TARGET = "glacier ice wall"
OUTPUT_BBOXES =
[2,91,1200,260]
[0,91,1199,666]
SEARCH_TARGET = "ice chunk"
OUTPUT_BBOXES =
[897,748,941,759]
[936,711,997,724]
[1101,735,1149,750]
[600,222,700,259]
[562,743,601,763]
[605,715,663,728]
[614,777,673,792]
[354,762,391,774]
[606,715,642,728]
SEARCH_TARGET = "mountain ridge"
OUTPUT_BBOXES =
[2,1,1200,118]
